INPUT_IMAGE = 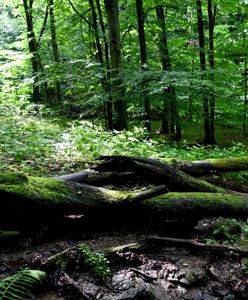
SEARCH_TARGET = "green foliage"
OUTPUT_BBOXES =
[206,218,248,246]
[78,244,111,279]
[67,120,248,162]
[212,218,241,245]
[0,269,46,300]
[241,257,248,275]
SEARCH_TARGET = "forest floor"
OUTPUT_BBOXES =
[1,177,248,300]
[1,111,248,299]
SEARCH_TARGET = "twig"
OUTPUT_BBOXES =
[38,5,49,45]
[67,0,93,27]
[131,268,156,282]
[144,4,177,20]
[146,236,248,257]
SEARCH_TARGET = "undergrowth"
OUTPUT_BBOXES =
[0,102,247,177]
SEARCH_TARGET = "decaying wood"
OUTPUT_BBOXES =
[173,157,248,176]
[1,155,248,231]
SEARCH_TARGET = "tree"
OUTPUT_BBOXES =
[156,5,182,140]
[104,0,128,131]
[48,0,62,102]
[207,0,217,144]
[135,0,151,132]
[196,0,211,145]
[22,0,50,102]
[22,0,42,102]
[89,0,113,130]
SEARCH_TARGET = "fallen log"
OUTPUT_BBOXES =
[55,156,248,183]
[172,157,248,176]
[94,155,236,193]
[1,155,248,231]
[1,174,248,228]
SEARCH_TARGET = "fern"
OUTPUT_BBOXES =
[0,269,46,300]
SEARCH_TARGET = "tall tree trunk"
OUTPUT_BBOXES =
[22,0,41,102]
[196,0,211,145]
[207,0,216,144]
[89,0,103,64]
[96,0,113,130]
[104,0,128,131]
[156,6,182,140]
[23,0,50,103]
[48,0,62,103]
[135,0,151,132]
[90,0,113,130]
[243,60,248,136]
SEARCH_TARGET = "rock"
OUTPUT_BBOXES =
[193,291,204,300]
[112,271,134,290]
[213,288,230,297]
[203,294,219,300]
[185,267,208,286]
[179,277,191,286]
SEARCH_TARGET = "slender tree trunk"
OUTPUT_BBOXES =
[156,6,182,139]
[207,0,216,144]
[135,0,151,132]
[96,0,113,130]
[243,60,248,136]
[48,0,62,103]
[104,0,128,131]
[196,0,211,145]
[90,0,113,130]
[89,0,103,64]
[22,0,41,102]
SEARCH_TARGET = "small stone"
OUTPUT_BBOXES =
[193,291,204,300]
[179,277,191,286]
[223,294,235,300]
[214,288,229,296]
[203,294,219,300]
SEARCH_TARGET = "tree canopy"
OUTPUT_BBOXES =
[0,0,247,144]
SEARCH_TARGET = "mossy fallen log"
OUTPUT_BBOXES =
[55,156,248,186]
[94,156,232,193]
[1,155,248,230]
[172,157,248,176]
[1,171,248,230]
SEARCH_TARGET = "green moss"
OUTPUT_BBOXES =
[0,172,28,185]
[0,230,20,238]
[0,173,71,205]
[143,192,248,213]
[104,189,135,202]
[208,157,248,169]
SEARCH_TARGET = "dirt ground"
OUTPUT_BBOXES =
[1,216,248,300]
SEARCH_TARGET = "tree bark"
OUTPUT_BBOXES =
[135,0,151,132]
[96,0,113,130]
[104,0,128,130]
[22,0,50,103]
[196,0,211,145]
[22,0,41,102]
[173,157,248,176]
[48,0,62,103]
[207,0,217,144]
[156,6,182,140]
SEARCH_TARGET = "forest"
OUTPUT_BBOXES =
[0,0,248,299]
